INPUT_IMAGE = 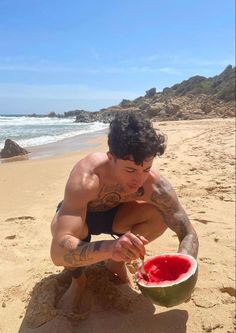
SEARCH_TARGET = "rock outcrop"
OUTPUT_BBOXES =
[26,65,235,123]
[70,65,235,123]
[0,139,29,158]
[73,93,234,123]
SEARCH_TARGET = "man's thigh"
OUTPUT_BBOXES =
[112,201,167,241]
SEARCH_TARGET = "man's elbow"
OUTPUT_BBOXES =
[50,243,63,266]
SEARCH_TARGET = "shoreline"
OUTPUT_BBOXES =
[0,128,108,163]
[0,117,233,164]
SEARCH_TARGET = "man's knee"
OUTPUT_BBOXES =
[113,202,167,236]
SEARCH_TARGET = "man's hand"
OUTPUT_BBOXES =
[109,232,148,262]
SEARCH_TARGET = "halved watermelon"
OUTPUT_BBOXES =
[135,253,198,307]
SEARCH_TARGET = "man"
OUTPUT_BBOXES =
[50,112,199,312]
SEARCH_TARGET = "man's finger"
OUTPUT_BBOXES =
[129,233,147,257]
[135,233,149,245]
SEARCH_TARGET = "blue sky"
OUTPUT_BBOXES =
[0,0,235,114]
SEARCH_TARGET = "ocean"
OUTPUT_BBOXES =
[0,115,108,150]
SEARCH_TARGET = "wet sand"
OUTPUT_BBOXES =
[0,118,235,333]
[0,128,108,163]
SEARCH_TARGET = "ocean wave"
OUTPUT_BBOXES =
[0,116,76,126]
[0,118,108,149]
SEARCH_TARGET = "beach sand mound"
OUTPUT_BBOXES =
[24,263,143,329]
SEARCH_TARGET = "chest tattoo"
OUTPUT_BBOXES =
[88,183,142,211]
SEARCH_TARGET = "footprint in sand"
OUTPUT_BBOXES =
[199,257,216,265]
[5,234,16,240]
[5,216,36,225]
[192,288,220,309]
[2,284,26,306]
[202,322,223,332]
[219,286,236,297]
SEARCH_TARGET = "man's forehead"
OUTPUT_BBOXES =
[120,156,154,165]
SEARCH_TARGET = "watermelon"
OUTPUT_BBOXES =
[135,253,198,307]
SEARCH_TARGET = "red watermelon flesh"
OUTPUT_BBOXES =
[142,255,191,285]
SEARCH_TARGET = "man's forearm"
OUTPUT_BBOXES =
[51,235,114,267]
[177,231,199,258]
[167,211,199,259]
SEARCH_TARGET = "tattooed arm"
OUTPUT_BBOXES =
[52,232,147,267]
[150,175,199,258]
[50,158,114,267]
[52,234,114,267]
[50,156,146,267]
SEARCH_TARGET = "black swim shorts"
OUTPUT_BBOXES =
[56,201,123,278]
[56,200,122,242]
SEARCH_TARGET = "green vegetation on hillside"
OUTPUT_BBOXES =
[162,65,235,101]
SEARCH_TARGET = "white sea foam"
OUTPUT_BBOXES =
[0,115,108,149]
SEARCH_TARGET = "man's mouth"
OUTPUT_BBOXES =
[128,184,139,190]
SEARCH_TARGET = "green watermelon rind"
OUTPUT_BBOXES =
[135,253,198,307]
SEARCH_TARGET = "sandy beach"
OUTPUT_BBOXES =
[0,118,235,333]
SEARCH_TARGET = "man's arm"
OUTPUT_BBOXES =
[50,162,146,267]
[52,231,147,267]
[52,232,114,267]
[50,168,114,267]
[150,175,199,258]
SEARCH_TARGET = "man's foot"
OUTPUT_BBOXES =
[56,272,91,315]
[105,260,136,289]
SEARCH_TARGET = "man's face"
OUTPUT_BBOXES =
[109,154,154,193]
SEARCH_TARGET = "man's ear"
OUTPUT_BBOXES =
[107,151,113,161]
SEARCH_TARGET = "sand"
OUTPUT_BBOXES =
[0,118,235,333]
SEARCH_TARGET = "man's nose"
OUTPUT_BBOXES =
[134,173,144,185]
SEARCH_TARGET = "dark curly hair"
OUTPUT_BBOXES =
[108,112,167,165]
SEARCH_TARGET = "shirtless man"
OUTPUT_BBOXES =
[50,112,199,311]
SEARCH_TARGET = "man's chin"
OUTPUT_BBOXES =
[126,185,139,193]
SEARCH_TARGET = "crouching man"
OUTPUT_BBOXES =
[50,112,198,312]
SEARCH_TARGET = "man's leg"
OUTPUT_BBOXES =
[105,202,167,287]
[112,201,167,241]
[56,268,88,313]
[51,212,90,313]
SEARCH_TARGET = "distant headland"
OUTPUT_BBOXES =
[28,65,235,123]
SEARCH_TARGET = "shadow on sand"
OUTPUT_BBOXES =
[18,268,188,333]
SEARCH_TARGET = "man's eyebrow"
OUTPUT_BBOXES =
[125,166,151,171]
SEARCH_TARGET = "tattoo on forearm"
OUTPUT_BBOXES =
[59,237,105,266]
[151,176,198,257]
[94,241,103,251]
[78,244,90,261]
[178,234,199,258]
[59,235,75,250]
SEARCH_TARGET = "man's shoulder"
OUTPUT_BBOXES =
[79,152,108,166]
[143,169,175,198]
[67,152,109,193]
[71,152,108,175]
[147,169,161,184]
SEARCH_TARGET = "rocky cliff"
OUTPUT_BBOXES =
[65,65,235,123]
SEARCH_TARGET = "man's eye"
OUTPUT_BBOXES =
[126,170,135,173]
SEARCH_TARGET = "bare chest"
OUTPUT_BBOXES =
[88,184,145,211]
